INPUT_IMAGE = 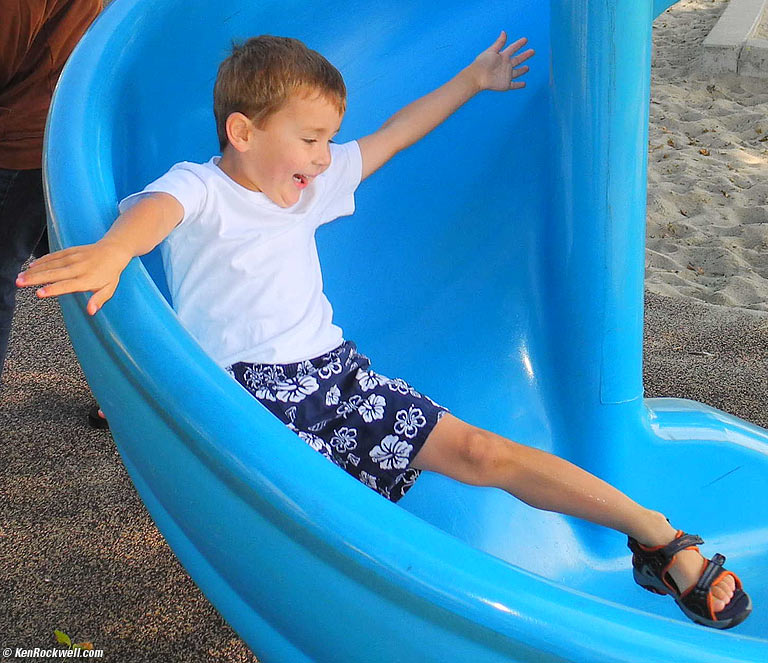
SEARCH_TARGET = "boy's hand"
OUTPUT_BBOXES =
[16,239,133,315]
[358,31,534,180]
[469,31,535,92]
[16,193,183,315]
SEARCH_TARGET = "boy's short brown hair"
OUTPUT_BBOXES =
[213,35,347,151]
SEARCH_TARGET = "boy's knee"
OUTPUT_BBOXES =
[457,427,510,486]
[415,415,514,486]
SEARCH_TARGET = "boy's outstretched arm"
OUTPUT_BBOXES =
[16,193,183,315]
[357,31,534,180]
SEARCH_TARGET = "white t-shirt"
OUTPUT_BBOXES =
[118,140,363,367]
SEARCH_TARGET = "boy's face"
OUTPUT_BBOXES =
[228,89,344,208]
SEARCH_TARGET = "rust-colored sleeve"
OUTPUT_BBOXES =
[0,0,102,170]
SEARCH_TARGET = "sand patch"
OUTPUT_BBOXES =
[648,0,768,311]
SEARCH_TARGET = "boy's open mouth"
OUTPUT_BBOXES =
[293,173,310,189]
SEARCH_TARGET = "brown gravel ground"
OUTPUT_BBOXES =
[0,290,260,662]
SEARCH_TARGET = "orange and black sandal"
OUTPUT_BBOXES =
[628,529,752,629]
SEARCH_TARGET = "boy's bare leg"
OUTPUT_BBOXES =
[411,413,736,611]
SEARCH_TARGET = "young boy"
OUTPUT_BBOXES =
[17,33,749,629]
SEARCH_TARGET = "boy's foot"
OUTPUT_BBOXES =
[636,514,735,612]
[629,512,750,628]
[665,545,735,612]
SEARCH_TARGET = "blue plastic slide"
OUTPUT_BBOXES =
[44,0,767,660]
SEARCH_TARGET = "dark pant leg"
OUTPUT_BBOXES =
[0,168,48,382]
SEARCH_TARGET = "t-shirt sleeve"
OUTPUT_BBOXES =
[117,163,207,227]
[316,140,363,226]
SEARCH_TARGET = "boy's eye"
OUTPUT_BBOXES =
[302,139,316,144]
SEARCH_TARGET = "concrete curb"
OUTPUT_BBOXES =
[703,0,768,77]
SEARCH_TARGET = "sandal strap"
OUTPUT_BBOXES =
[682,554,738,621]
[657,533,704,561]
[628,531,705,595]
[692,553,726,596]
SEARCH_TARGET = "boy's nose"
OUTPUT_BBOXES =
[313,145,331,168]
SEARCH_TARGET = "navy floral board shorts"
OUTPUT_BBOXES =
[227,341,450,502]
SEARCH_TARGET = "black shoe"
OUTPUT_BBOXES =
[87,404,109,430]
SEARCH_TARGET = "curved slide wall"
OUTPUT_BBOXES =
[44,0,767,660]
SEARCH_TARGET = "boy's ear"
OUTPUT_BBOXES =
[225,112,253,152]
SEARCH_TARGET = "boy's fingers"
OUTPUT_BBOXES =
[29,246,79,267]
[501,37,529,57]
[36,277,97,299]
[489,30,506,52]
[87,291,107,315]
[86,296,99,316]
[511,48,535,66]
[23,253,83,279]
[27,252,58,267]
[511,65,530,79]
[17,264,83,287]
[88,284,117,315]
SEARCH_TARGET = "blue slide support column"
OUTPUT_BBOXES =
[546,0,655,490]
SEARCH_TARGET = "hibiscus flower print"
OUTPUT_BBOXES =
[331,426,358,452]
[397,469,420,490]
[370,435,413,470]
[243,366,277,401]
[393,469,420,500]
[356,369,389,392]
[326,347,343,363]
[318,359,343,380]
[325,384,341,406]
[359,471,378,490]
[297,430,326,451]
[387,378,421,398]
[394,405,427,439]
[297,431,336,463]
[308,420,327,433]
[274,375,319,403]
[336,395,363,419]
[295,359,316,378]
[358,394,386,423]
[259,365,286,384]
[336,402,353,418]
